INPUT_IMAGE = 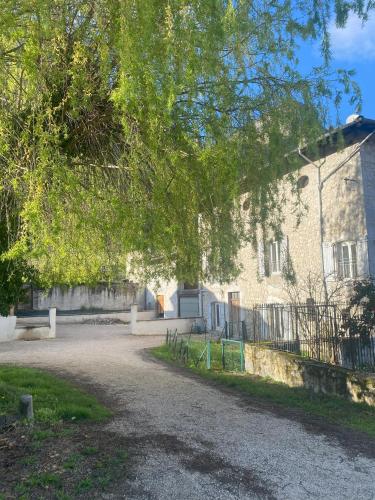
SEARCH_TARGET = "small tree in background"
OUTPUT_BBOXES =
[0,258,37,316]
[341,279,375,343]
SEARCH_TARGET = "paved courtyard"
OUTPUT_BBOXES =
[1,324,375,499]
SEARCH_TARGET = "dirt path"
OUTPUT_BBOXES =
[1,325,375,499]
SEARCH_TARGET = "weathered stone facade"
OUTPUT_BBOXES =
[150,118,375,332]
[244,343,375,406]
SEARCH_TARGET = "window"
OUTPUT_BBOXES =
[269,241,281,274]
[180,282,199,290]
[211,302,223,329]
[216,303,221,327]
[336,242,358,279]
[179,296,199,317]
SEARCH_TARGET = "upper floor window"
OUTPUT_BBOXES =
[180,282,199,290]
[270,241,281,274]
[336,241,358,279]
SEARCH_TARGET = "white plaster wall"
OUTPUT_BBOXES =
[0,316,17,342]
[145,280,180,318]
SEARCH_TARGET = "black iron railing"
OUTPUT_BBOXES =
[250,303,375,372]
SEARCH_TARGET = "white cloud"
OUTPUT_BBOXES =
[329,13,375,61]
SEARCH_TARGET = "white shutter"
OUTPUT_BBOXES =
[258,239,265,279]
[280,236,289,272]
[357,237,369,277]
[322,242,335,280]
[219,303,225,328]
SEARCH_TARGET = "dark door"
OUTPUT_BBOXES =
[228,292,241,338]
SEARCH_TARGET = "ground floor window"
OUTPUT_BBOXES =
[179,295,199,317]
[210,302,223,330]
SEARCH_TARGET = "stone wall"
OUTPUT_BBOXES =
[32,282,145,311]
[206,142,368,312]
[244,343,375,406]
[361,139,375,276]
[155,139,370,325]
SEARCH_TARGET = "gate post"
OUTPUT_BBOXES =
[240,341,245,372]
[206,340,211,369]
[130,303,138,334]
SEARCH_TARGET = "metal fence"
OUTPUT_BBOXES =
[224,321,248,340]
[251,303,375,372]
[165,329,245,372]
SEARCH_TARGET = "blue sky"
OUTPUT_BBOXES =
[300,12,375,125]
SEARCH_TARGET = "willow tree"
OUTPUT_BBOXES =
[0,0,372,310]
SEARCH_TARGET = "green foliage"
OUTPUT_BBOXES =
[0,365,111,421]
[0,198,38,315]
[341,279,375,341]
[0,1,373,287]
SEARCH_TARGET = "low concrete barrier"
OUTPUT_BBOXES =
[0,316,17,342]
[131,317,201,335]
[56,309,155,324]
[129,304,202,335]
[0,308,56,343]
[244,343,375,406]
[16,309,155,325]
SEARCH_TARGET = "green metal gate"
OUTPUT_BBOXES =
[221,339,245,372]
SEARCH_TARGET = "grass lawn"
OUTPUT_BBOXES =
[0,365,111,422]
[0,365,129,499]
[151,343,375,438]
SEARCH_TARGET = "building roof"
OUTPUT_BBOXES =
[293,115,375,165]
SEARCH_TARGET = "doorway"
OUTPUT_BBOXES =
[228,292,241,338]
[156,295,165,318]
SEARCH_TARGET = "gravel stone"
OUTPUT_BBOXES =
[1,325,375,499]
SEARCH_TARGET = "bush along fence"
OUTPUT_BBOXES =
[250,302,375,372]
[165,329,244,372]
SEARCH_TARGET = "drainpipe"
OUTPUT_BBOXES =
[298,130,375,303]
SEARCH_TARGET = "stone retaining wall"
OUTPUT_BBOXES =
[244,343,375,406]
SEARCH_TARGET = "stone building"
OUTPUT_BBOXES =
[148,115,375,329]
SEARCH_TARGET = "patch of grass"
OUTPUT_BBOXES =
[63,452,82,470]
[81,446,98,456]
[75,478,94,494]
[0,365,111,423]
[20,455,37,466]
[32,429,56,441]
[151,344,375,438]
[16,472,63,495]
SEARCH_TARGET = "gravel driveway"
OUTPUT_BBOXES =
[1,324,375,499]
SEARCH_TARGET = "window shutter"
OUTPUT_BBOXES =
[258,239,265,279]
[264,241,271,277]
[357,238,369,277]
[280,236,289,272]
[219,303,225,328]
[322,242,335,280]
